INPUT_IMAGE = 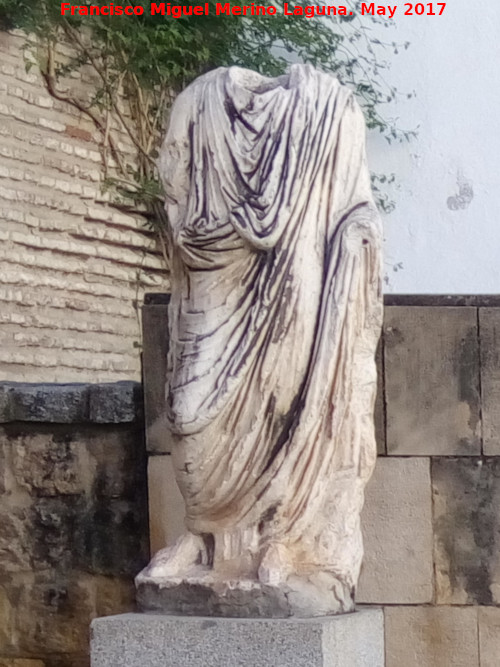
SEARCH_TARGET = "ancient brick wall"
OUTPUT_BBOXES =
[0,30,169,383]
[144,295,500,667]
[0,382,149,667]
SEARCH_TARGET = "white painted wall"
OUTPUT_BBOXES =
[365,4,500,293]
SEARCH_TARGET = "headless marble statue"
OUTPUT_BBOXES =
[136,64,383,617]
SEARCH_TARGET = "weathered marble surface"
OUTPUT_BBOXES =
[137,64,383,617]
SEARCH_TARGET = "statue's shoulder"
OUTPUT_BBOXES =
[182,67,228,92]
[178,64,352,102]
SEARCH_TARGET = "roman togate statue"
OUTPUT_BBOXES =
[136,64,383,617]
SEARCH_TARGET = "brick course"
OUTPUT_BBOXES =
[0,30,169,383]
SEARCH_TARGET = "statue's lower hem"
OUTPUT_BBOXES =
[135,569,355,618]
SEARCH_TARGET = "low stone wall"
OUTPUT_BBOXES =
[4,298,496,665]
[358,297,500,667]
[143,294,500,667]
[0,382,149,667]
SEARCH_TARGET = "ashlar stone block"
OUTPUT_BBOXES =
[88,382,142,424]
[357,457,433,604]
[433,457,500,605]
[30,496,86,571]
[479,308,500,455]
[385,306,481,455]
[11,432,83,496]
[0,383,90,424]
[148,454,185,555]
[78,496,149,578]
[385,606,479,667]
[86,426,147,501]
[16,573,93,655]
[478,607,500,667]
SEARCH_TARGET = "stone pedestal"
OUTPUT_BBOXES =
[90,609,384,667]
[136,571,355,617]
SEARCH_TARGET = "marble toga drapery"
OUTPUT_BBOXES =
[141,64,383,614]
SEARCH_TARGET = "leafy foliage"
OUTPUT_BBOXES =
[0,0,409,228]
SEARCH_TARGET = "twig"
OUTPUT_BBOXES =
[43,41,127,176]
[62,20,156,168]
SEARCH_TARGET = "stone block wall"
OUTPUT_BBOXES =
[359,297,500,666]
[0,382,149,667]
[143,295,500,667]
[0,30,168,383]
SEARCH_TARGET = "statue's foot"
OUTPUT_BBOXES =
[258,542,293,586]
[140,532,205,579]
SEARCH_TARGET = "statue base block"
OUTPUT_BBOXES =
[135,570,355,618]
[90,609,384,667]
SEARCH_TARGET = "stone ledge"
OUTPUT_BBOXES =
[384,295,500,306]
[0,381,143,424]
[145,292,500,308]
[91,610,384,667]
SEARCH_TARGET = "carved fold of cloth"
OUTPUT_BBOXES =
[159,64,382,590]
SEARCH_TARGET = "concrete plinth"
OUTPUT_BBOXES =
[90,609,384,667]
